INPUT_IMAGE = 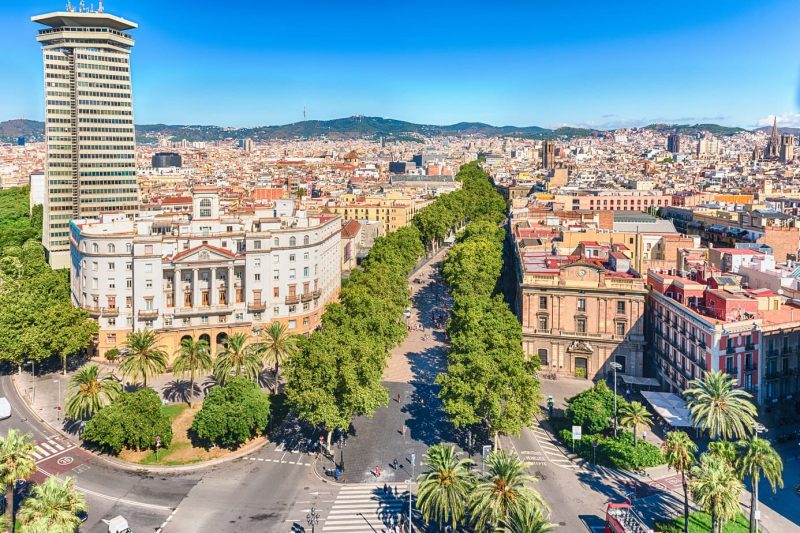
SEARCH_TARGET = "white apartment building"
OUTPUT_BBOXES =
[70,188,341,358]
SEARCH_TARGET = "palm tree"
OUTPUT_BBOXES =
[65,364,121,420]
[618,401,652,446]
[18,476,87,533]
[256,322,298,393]
[416,444,475,530]
[662,431,698,533]
[684,370,757,440]
[213,332,260,384]
[0,429,37,532]
[736,436,783,533]
[690,453,743,533]
[172,337,212,406]
[501,502,555,533]
[468,450,548,532]
[119,329,168,387]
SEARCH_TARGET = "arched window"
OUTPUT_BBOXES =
[108,243,115,253]
[289,236,296,246]
[273,237,279,246]
[303,235,309,245]
[126,243,132,254]
[80,242,86,252]
[92,243,99,253]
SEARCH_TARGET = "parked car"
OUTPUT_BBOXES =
[0,397,11,420]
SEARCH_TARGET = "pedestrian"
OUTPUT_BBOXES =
[402,425,407,437]
[375,465,381,477]
[397,393,401,403]
[384,483,389,495]
[393,457,399,470]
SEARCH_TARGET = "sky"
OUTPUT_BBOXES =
[2,0,799,129]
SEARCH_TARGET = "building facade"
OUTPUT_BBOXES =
[33,9,140,269]
[70,189,341,359]
[515,243,647,380]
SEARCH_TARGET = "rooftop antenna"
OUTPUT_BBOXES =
[66,0,74,12]
[79,0,85,13]
[98,0,104,12]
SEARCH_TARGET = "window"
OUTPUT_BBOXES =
[273,237,279,246]
[254,240,261,250]
[108,262,115,270]
[304,235,309,245]
[273,255,279,263]
[164,316,173,326]
[289,237,297,246]
[577,298,586,312]
[126,243,132,253]
[201,316,209,324]
[144,245,153,254]
[273,287,279,297]
[616,322,626,336]
[289,305,297,313]
[126,262,132,271]
[289,269,296,280]
[288,320,297,329]
[107,243,115,253]
[254,258,261,267]
[537,348,548,366]
[126,278,132,288]
[254,273,261,281]
[304,252,309,261]
[273,306,280,315]
[273,270,279,281]
[538,316,548,330]
[92,261,98,271]
[107,317,116,326]
[92,243,99,253]
[289,254,296,262]
[303,302,309,311]
[303,267,309,277]
[108,279,115,289]
[145,263,153,273]
[303,317,310,326]
[576,318,586,334]
[617,301,626,314]
[145,279,152,288]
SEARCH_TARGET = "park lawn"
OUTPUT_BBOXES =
[655,511,755,533]
[120,403,265,466]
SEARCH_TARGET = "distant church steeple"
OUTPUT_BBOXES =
[765,115,781,160]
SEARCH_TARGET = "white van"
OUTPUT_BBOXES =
[0,398,10,420]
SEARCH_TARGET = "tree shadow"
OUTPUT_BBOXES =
[371,485,410,531]
[123,382,144,393]
[162,379,202,405]
[256,368,278,393]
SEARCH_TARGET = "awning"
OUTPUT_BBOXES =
[641,391,694,428]
[619,375,661,387]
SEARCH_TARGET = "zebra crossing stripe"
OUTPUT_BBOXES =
[323,483,409,532]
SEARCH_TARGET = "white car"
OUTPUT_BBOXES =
[0,397,11,420]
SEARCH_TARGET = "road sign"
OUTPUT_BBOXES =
[572,426,582,440]
[592,439,598,448]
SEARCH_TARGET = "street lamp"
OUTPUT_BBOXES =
[610,362,622,438]
[26,360,35,405]
[751,423,768,533]
[306,506,319,533]
[54,379,61,421]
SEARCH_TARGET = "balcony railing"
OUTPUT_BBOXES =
[726,346,736,354]
[765,369,781,380]
[744,364,757,373]
[247,301,266,312]
[301,293,313,303]
[86,306,101,317]
[724,367,738,376]
[312,289,322,299]
[285,295,300,305]
[138,309,159,319]
[102,307,119,317]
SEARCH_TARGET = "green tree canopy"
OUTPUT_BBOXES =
[191,376,271,448]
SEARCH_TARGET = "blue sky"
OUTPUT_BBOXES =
[2,0,799,129]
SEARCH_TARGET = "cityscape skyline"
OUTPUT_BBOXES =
[1,0,799,129]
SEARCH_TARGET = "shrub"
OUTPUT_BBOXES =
[82,388,173,455]
[557,429,664,470]
[192,377,271,448]
[565,381,622,434]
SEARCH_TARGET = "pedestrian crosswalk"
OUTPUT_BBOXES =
[529,426,580,470]
[32,436,75,463]
[323,483,408,532]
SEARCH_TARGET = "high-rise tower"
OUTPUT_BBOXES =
[667,133,680,154]
[541,140,555,170]
[32,6,139,269]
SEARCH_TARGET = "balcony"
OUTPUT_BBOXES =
[699,340,706,349]
[312,289,322,299]
[768,350,780,358]
[138,309,159,320]
[285,295,300,305]
[247,301,266,312]
[301,293,313,303]
[744,363,757,373]
[724,367,738,376]
[102,307,119,317]
[86,306,101,318]
[174,305,233,317]
[765,369,781,380]
[726,346,736,354]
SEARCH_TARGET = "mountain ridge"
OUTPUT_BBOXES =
[0,116,771,144]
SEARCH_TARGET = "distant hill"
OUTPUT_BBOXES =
[754,126,800,136]
[0,119,45,142]
[643,123,746,136]
[1,116,759,144]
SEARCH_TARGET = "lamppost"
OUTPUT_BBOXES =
[306,506,319,533]
[752,423,767,533]
[610,362,622,438]
[54,379,61,421]
[26,360,35,405]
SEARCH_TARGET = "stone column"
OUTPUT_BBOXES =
[228,266,235,305]
[192,268,199,308]
[173,267,181,309]
[210,267,217,307]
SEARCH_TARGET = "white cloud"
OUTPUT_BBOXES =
[756,113,800,128]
